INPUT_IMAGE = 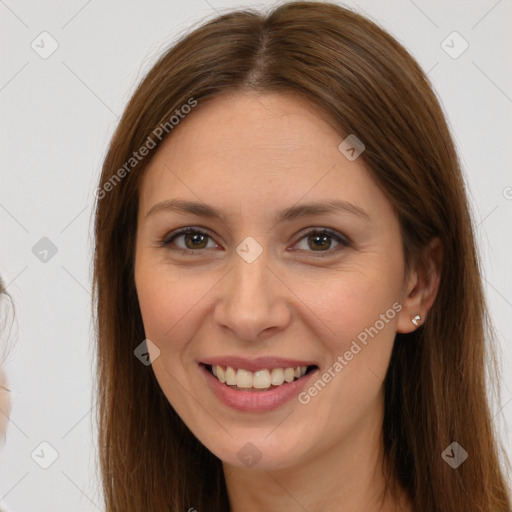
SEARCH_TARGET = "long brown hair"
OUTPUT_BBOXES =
[92,2,511,510]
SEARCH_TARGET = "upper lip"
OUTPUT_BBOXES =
[200,356,318,372]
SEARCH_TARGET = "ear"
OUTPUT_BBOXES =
[396,237,443,333]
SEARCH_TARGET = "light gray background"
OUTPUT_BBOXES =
[1,0,511,510]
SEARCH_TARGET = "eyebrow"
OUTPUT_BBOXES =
[145,199,371,223]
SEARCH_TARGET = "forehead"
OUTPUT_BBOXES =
[138,91,390,223]
[160,91,342,165]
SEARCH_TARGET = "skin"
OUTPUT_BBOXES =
[0,365,9,444]
[134,91,442,512]
[1,279,11,445]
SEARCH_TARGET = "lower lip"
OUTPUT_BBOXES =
[199,364,319,412]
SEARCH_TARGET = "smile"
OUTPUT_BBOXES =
[207,364,317,391]
[198,362,320,412]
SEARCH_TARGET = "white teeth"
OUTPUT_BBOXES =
[225,366,237,385]
[270,368,285,385]
[253,369,271,389]
[209,364,310,389]
[236,369,253,388]
[284,368,295,382]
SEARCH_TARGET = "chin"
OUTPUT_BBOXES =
[210,433,308,472]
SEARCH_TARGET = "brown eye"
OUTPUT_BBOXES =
[163,229,217,251]
[293,229,351,256]
[181,231,209,250]
[307,232,333,251]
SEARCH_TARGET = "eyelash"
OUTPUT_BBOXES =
[160,226,352,257]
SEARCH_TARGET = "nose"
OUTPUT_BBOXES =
[212,247,292,342]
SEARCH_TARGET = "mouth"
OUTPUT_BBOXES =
[200,363,319,392]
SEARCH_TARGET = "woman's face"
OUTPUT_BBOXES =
[134,91,416,471]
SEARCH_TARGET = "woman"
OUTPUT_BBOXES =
[92,2,511,511]
[0,366,9,450]
[1,276,13,512]
[0,371,9,448]
[1,276,11,446]
[0,368,11,512]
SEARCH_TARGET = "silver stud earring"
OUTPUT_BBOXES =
[412,314,421,326]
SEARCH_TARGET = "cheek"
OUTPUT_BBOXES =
[295,273,401,420]
[306,269,401,339]
[135,262,212,350]
[134,264,204,403]
[297,263,403,399]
